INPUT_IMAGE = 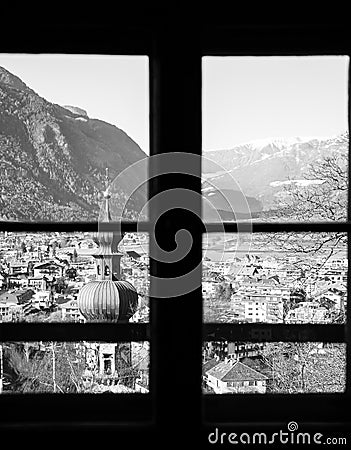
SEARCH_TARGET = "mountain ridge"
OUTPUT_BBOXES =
[0,66,147,221]
[203,134,347,154]
[202,132,348,218]
[0,66,32,93]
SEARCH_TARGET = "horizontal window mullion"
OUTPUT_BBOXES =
[0,420,154,431]
[0,323,149,342]
[203,323,345,342]
[200,25,348,56]
[204,393,348,423]
[0,221,150,233]
[0,394,152,424]
[204,222,350,233]
[0,25,153,54]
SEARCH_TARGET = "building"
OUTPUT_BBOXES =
[77,169,142,392]
[239,277,291,299]
[77,170,138,323]
[231,294,284,323]
[202,279,218,297]
[31,290,53,309]
[0,273,5,288]
[0,301,23,322]
[33,261,65,279]
[204,342,264,361]
[285,302,329,324]
[8,262,27,276]
[314,283,346,311]
[205,360,268,394]
[319,270,347,283]
[202,358,220,391]
[58,298,86,323]
[27,276,48,290]
[0,288,34,305]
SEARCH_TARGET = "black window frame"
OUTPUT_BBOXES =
[0,16,350,445]
[201,21,351,441]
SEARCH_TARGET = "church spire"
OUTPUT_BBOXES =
[94,167,123,281]
[101,167,112,223]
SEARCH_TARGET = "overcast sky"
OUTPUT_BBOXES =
[0,54,149,154]
[203,56,349,150]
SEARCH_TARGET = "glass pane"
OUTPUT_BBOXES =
[0,54,149,221]
[202,56,349,222]
[203,341,346,394]
[0,231,149,323]
[203,232,347,324]
[0,341,149,394]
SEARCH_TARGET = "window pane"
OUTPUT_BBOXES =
[0,341,149,394]
[203,232,347,324]
[0,54,149,221]
[0,231,149,323]
[202,56,349,222]
[203,341,345,394]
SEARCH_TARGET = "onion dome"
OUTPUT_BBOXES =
[78,280,138,322]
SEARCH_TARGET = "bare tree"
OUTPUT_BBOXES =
[276,151,347,222]
[261,342,346,393]
[263,151,348,306]
[270,149,347,255]
[4,342,86,393]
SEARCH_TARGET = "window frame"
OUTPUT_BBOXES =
[0,25,155,434]
[200,22,350,432]
[0,18,349,443]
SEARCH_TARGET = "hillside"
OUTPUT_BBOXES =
[203,133,348,219]
[0,66,147,221]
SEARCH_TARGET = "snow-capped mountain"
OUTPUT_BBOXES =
[202,132,348,219]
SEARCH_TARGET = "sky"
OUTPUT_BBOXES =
[203,56,349,151]
[0,54,150,154]
[1,55,349,155]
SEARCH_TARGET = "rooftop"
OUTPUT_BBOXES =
[203,358,220,375]
[206,360,268,382]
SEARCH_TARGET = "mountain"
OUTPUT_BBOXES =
[203,188,262,221]
[0,66,147,221]
[1,65,347,222]
[203,133,348,219]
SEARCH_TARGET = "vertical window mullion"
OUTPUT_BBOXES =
[149,27,203,440]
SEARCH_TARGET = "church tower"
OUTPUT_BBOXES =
[78,169,138,322]
[93,168,124,281]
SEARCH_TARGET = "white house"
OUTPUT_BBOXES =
[231,294,284,323]
[58,298,86,323]
[205,360,268,394]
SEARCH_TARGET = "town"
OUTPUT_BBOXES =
[0,231,149,324]
[0,230,347,394]
[202,232,347,394]
[203,233,347,325]
[0,231,150,394]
